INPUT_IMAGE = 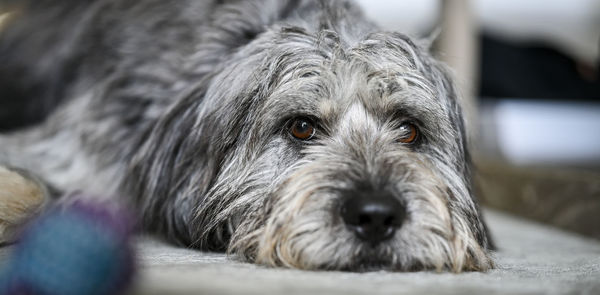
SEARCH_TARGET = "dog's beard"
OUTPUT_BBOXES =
[221,142,493,272]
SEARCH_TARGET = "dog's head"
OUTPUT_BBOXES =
[128,8,493,272]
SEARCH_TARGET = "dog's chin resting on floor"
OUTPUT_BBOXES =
[0,0,493,272]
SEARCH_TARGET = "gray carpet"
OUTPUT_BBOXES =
[131,210,600,295]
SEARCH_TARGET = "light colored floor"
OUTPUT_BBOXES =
[131,210,600,295]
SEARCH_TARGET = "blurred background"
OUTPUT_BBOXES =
[356,0,600,239]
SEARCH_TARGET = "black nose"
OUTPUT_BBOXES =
[341,190,406,245]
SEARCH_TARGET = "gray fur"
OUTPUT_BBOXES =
[0,0,492,271]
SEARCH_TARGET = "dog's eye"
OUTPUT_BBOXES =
[290,118,316,140]
[398,123,418,143]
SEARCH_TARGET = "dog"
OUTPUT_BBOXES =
[0,0,493,271]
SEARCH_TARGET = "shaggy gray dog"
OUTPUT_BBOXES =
[0,0,493,271]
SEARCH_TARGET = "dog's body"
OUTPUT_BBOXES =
[0,0,493,271]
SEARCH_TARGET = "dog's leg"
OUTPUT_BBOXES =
[0,129,62,243]
[0,166,49,243]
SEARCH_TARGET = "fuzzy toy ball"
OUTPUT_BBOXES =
[0,199,136,295]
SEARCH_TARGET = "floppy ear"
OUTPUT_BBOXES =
[124,79,224,245]
[125,45,273,246]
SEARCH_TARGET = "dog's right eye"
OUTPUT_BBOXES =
[290,118,316,140]
[397,122,418,144]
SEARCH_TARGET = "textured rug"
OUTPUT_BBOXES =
[131,210,600,295]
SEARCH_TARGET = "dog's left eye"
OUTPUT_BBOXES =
[290,118,316,140]
[398,122,418,144]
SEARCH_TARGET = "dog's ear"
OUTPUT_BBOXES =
[125,49,270,245]
[125,82,217,245]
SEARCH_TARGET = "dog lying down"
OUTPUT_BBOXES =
[0,0,493,272]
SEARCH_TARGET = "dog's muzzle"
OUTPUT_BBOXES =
[340,189,406,245]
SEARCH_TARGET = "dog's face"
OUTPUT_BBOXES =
[130,26,492,272]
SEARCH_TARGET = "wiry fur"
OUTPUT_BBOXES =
[0,0,493,271]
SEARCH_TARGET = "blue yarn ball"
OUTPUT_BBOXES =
[1,200,136,295]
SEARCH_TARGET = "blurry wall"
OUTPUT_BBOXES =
[355,0,600,64]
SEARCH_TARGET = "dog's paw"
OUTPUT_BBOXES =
[0,166,47,243]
